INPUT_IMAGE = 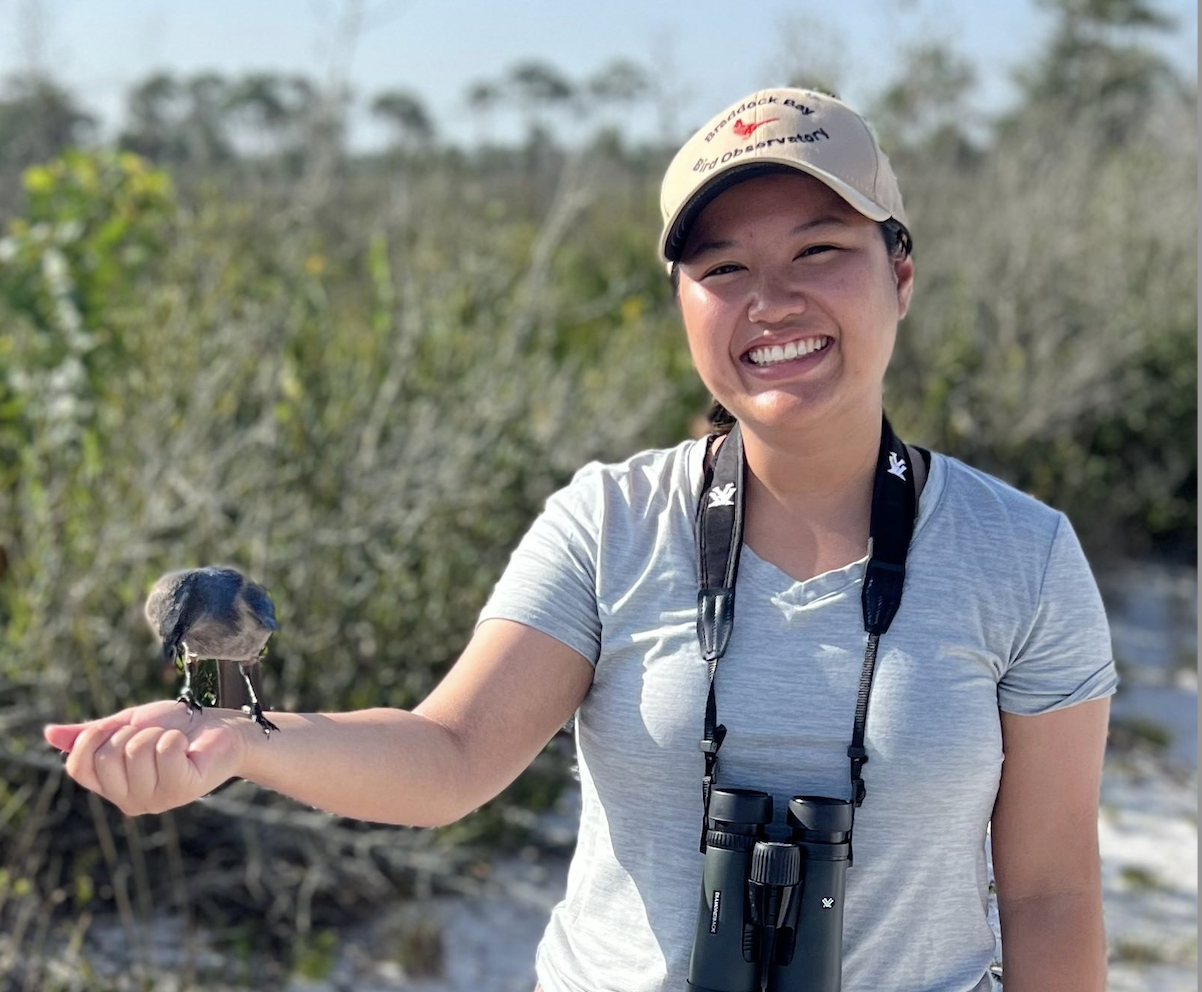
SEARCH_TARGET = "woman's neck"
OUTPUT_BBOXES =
[736,407,883,582]
[739,406,882,508]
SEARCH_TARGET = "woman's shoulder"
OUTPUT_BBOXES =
[562,436,707,507]
[531,437,707,560]
[922,450,1069,547]
[917,453,1099,617]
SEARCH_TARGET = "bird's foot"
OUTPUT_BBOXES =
[242,703,279,736]
[176,690,203,715]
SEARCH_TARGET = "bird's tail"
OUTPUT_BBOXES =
[216,660,270,713]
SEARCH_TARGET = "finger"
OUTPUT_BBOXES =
[122,728,167,812]
[44,724,85,753]
[46,708,138,754]
[93,725,143,807]
[64,719,133,794]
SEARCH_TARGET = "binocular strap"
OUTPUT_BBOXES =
[694,415,921,854]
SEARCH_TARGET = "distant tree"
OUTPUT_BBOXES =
[371,89,434,149]
[465,80,500,112]
[506,60,574,143]
[508,60,573,106]
[585,58,651,149]
[181,73,234,166]
[225,72,316,159]
[1014,0,1182,138]
[870,42,979,162]
[120,71,234,167]
[120,72,182,161]
[0,75,94,170]
[304,83,352,161]
[465,79,502,146]
[587,59,650,106]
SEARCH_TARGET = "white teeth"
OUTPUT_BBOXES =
[746,338,829,366]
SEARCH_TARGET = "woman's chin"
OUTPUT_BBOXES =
[724,389,835,434]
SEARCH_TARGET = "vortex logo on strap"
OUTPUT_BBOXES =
[708,484,737,508]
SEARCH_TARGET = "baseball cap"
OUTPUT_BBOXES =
[659,88,908,264]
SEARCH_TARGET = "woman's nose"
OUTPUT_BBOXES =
[746,270,806,325]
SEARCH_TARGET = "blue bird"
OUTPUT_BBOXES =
[144,566,280,735]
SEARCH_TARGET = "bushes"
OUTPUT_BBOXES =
[886,88,1197,558]
[0,151,692,976]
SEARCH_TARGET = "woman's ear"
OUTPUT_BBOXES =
[894,256,915,319]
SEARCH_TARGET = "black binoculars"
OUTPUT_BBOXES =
[687,788,853,992]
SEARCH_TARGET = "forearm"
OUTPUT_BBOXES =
[230,706,472,827]
[997,889,1107,992]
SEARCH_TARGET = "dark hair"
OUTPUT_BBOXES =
[672,219,913,435]
[880,218,913,261]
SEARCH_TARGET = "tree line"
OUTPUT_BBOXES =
[0,56,656,175]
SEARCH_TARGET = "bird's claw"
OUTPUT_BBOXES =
[176,691,203,715]
[242,703,279,736]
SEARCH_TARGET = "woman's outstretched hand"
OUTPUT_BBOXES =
[44,700,249,816]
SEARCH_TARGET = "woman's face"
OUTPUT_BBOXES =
[676,172,914,437]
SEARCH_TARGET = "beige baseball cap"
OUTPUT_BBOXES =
[659,87,907,264]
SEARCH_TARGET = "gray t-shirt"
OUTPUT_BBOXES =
[479,438,1116,992]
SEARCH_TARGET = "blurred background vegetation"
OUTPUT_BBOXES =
[0,0,1195,987]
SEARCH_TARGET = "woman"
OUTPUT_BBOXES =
[45,88,1116,992]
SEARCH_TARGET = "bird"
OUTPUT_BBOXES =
[144,565,280,735]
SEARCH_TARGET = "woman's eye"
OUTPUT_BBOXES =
[703,263,743,278]
[797,244,838,259]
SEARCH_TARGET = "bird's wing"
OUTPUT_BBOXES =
[148,571,198,657]
[240,580,279,631]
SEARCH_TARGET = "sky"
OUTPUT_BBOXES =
[0,0,1196,148]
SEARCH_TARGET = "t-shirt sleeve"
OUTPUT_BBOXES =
[476,466,603,666]
[997,512,1119,715]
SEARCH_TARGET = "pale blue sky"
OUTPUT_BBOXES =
[0,0,1196,147]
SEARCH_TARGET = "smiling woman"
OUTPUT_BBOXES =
[44,87,1116,992]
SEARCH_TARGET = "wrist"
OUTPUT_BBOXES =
[216,706,276,782]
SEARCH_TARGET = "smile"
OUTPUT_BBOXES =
[743,336,831,367]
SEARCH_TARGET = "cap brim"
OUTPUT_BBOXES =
[660,158,892,264]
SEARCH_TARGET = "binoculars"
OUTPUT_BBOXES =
[688,788,853,992]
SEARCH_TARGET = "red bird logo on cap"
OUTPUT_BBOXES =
[731,117,777,138]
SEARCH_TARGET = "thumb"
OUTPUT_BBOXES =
[185,722,245,784]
